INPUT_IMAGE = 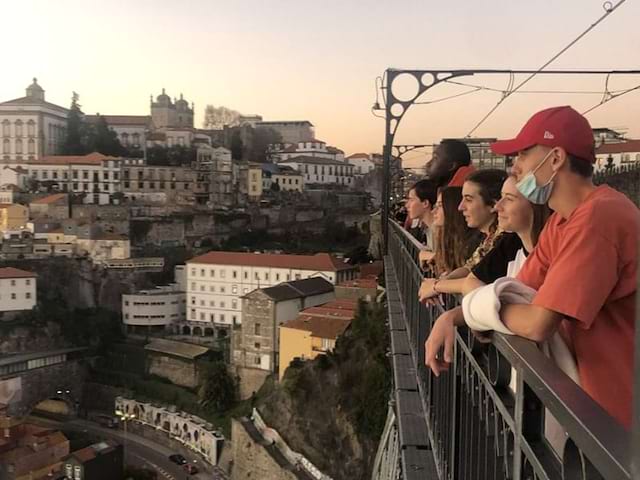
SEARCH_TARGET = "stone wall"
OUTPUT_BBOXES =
[147,354,200,388]
[230,418,299,480]
[235,366,271,401]
[16,360,87,416]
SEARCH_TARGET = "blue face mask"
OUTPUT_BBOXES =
[516,149,557,205]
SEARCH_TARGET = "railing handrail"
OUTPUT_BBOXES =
[387,220,632,479]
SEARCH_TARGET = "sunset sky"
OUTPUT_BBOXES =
[2,0,639,168]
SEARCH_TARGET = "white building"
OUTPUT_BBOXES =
[595,139,640,172]
[122,283,186,334]
[186,251,358,331]
[270,139,345,163]
[278,156,354,187]
[0,78,69,162]
[271,168,304,192]
[24,152,123,205]
[346,153,377,176]
[0,267,36,314]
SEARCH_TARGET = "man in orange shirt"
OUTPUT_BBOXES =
[425,106,638,428]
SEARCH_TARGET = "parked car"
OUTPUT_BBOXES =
[183,464,199,475]
[168,454,187,465]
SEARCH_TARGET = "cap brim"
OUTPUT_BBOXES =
[490,137,535,156]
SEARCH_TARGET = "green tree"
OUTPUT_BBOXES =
[62,92,87,155]
[87,115,125,156]
[198,361,236,412]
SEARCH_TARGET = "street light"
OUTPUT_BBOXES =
[115,410,136,459]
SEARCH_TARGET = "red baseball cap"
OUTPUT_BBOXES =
[491,106,595,163]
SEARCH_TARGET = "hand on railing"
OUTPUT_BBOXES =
[417,278,442,306]
[424,307,457,376]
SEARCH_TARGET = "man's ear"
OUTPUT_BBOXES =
[551,148,568,173]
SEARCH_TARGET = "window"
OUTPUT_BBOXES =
[276,273,280,281]
[232,299,238,309]
[28,139,35,154]
[200,300,205,306]
[210,269,215,277]
[220,314,225,322]
[244,271,248,280]
[200,285,205,291]
[200,269,205,276]
[1,120,9,136]
[210,313,215,321]
[191,268,196,276]
[254,357,261,365]
[232,285,238,294]
[220,286,225,293]
[191,297,195,305]
[191,282,196,289]
[83,171,88,179]
[255,324,261,335]
[265,273,269,281]
[11,293,16,300]
[26,292,31,299]
[26,279,30,286]
[220,270,226,279]
[220,301,225,308]
[73,170,78,179]
[15,120,23,137]
[2,139,8,154]
[232,270,237,279]
[255,342,261,349]
[10,280,15,286]
[200,312,205,320]
[209,285,215,292]
[190,308,196,319]
[15,139,22,154]
[210,300,215,307]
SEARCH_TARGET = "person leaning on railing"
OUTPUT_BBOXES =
[420,186,481,276]
[404,179,439,250]
[417,169,507,301]
[424,106,639,429]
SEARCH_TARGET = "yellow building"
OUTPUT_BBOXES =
[248,163,263,200]
[278,300,356,380]
[0,203,28,232]
[272,169,304,192]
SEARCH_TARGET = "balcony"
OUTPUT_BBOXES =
[374,221,639,480]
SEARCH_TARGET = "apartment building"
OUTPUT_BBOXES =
[185,251,357,333]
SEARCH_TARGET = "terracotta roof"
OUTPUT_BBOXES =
[302,306,354,319]
[31,193,67,205]
[346,153,369,159]
[187,251,354,272]
[33,152,118,166]
[282,314,351,340]
[596,140,640,154]
[71,445,97,462]
[359,261,383,278]
[279,156,349,166]
[0,267,37,279]
[86,114,151,126]
[339,278,378,289]
[273,169,302,177]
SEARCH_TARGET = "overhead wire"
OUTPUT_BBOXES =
[464,0,628,137]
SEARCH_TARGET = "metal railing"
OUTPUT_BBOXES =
[381,220,636,480]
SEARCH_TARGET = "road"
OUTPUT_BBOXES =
[28,415,229,480]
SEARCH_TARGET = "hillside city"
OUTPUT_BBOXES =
[0,67,640,480]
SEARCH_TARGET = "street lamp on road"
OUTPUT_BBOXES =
[115,410,136,458]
